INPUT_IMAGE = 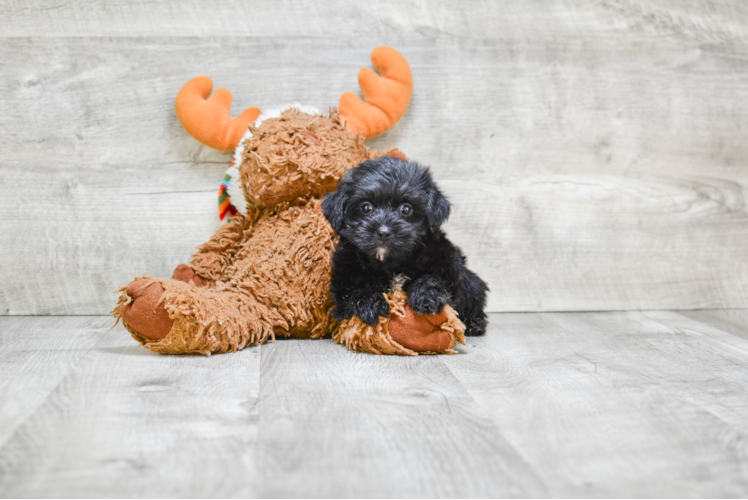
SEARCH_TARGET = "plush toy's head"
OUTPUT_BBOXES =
[236,109,369,209]
[174,46,413,212]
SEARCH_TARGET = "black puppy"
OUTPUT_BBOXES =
[322,156,488,336]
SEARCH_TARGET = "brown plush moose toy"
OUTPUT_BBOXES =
[112,47,466,356]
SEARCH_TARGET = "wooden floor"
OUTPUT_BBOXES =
[1,311,747,498]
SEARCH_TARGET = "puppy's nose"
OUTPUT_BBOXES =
[377,225,392,240]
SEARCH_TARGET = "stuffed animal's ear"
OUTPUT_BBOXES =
[322,189,348,233]
[427,187,450,231]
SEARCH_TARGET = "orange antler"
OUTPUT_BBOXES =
[339,47,413,140]
[175,77,261,152]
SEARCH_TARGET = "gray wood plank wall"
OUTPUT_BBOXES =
[2,1,748,315]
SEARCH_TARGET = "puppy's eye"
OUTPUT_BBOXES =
[399,203,413,216]
[361,202,373,214]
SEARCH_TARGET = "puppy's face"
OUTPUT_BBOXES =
[323,157,450,264]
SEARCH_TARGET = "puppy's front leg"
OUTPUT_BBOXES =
[406,275,451,315]
[339,289,390,326]
[332,287,389,326]
[329,239,394,325]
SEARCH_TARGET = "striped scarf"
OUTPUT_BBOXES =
[218,158,240,221]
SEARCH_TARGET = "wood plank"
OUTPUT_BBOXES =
[254,337,547,497]
[442,175,748,311]
[679,309,748,342]
[1,1,747,41]
[0,322,263,498]
[444,311,748,497]
[4,36,748,176]
[0,0,508,37]
[0,160,224,315]
[3,9,748,314]
[0,316,109,448]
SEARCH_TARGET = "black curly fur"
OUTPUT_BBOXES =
[322,156,488,336]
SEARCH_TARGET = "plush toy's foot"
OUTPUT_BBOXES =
[387,304,454,352]
[334,289,466,356]
[114,267,285,355]
[117,265,207,341]
[119,280,172,340]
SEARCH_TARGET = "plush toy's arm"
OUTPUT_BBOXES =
[189,214,256,283]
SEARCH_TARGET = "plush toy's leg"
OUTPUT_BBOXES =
[118,280,172,341]
[116,264,208,341]
[188,216,255,283]
[113,264,207,340]
[113,216,255,348]
[333,289,466,356]
[113,265,281,355]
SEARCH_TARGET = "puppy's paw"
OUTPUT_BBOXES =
[408,277,450,315]
[331,304,352,321]
[351,292,390,326]
[463,316,488,336]
[409,292,449,315]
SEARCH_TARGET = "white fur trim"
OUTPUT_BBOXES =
[225,163,247,216]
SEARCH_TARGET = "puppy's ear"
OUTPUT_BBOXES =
[322,188,348,233]
[427,186,450,231]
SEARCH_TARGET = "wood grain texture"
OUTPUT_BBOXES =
[0,316,108,448]
[444,311,748,497]
[255,338,546,498]
[679,309,748,342]
[2,1,748,314]
[1,312,748,497]
[0,324,262,498]
[2,0,748,41]
[443,176,748,311]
